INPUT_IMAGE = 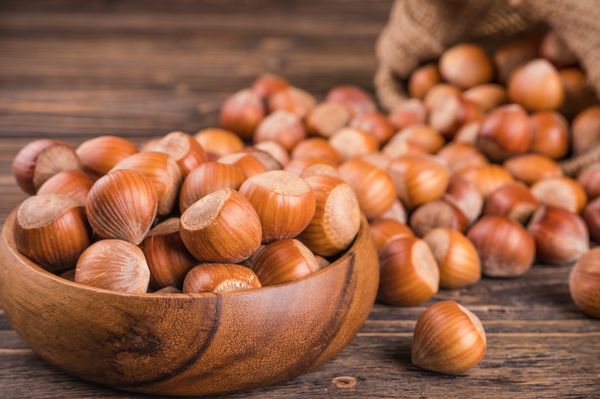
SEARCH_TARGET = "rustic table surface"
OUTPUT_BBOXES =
[1,1,599,398]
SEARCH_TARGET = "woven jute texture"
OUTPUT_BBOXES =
[375,0,600,176]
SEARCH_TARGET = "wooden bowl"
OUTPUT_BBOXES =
[0,210,379,396]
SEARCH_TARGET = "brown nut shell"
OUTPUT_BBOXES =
[76,136,137,178]
[252,239,320,286]
[569,248,600,318]
[37,170,94,206]
[183,264,261,293]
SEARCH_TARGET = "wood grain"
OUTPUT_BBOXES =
[1,1,600,398]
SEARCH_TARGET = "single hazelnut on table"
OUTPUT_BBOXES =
[424,228,480,288]
[329,128,379,161]
[467,215,535,278]
[529,111,569,160]
[369,219,413,253]
[493,37,537,83]
[477,104,532,161]
[503,154,562,185]
[142,131,206,177]
[409,199,468,237]
[268,86,316,118]
[388,98,427,130]
[291,138,341,166]
[350,111,396,144]
[179,161,246,212]
[539,31,577,68]
[76,135,137,178]
[387,153,450,209]
[463,84,507,113]
[285,157,339,179]
[194,128,244,159]
[218,152,268,178]
[325,85,377,115]
[254,141,290,167]
[458,165,514,198]
[508,59,564,112]
[558,68,597,117]
[437,143,488,175]
[37,169,94,206]
[584,197,600,242]
[412,301,486,374]
[569,248,600,318]
[338,159,396,219]
[572,106,600,155]
[531,177,587,214]
[527,206,589,265]
[378,199,408,224]
[252,239,320,286]
[86,169,158,245]
[388,125,445,154]
[377,236,439,306]
[180,188,262,263]
[439,43,494,89]
[306,102,352,138]
[141,218,197,290]
[240,170,316,243]
[254,110,307,151]
[14,194,90,273]
[408,63,441,100]
[75,239,150,294]
[251,73,289,99]
[219,88,265,140]
[111,151,182,216]
[443,176,484,224]
[12,139,82,195]
[578,163,600,201]
[183,264,261,293]
[298,175,361,256]
[484,182,539,224]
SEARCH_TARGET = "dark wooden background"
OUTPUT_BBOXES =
[1,1,599,398]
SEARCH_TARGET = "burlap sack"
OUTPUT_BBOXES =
[374,0,600,175]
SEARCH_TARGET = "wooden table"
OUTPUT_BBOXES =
[1,1,599,397]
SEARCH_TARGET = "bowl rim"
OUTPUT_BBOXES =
[2,209,369,300]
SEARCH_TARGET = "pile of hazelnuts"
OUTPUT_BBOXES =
[9,29,600,376]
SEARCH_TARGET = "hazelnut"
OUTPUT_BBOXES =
[254,110,307,150]
[37,170,94,206]
[531,177,587,214]
[409,199,468,237]
[412,301,486,374]
[369,219,413,253]
[219,89,265,140]
[484,182,539,224]
[477,104,532,161]
[13,139,81,194]
[443,176,484,224]
[508,59,564,112]
[143,131,206,177]
[350,111,396,144]
[253,141,290,167]
[572,106,600,155]
[424,228,480,288]
[329,128,379,161]
[408,64,441,99]
[218,152,268,178]
[141,218,197,289]
[504,154,562,185]
[183,264,261,293]
[76,136,137,178]
[439,43,494,89]
[378,236,439,306]
[578,164,600,201]
[463,84,508,113]
[584,197,600,242]
[467,215,535,277]
[268,86,316,118]
[569,248,600,318]
[388,99,428,130]
[558,68,597,117]
[180,188,262,263]
[529,111,569,159]
[240,170,316,243]
[75,239,150,294]
[252,239,320,285]
[194,128,244,159]
[458,165,514,198]
[325,85,376,115]
[528,206,589,264]
[291,138,341,165]
[86,170,158,244]
[306,102,352,138]
[251,73,289,98]
[437,143,488,175]
[14,194,90,272]
[338,159,396,219]
[388,125,445,154]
